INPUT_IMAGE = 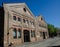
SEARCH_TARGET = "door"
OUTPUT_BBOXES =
[43,32,46,39]
[23,30,30,42]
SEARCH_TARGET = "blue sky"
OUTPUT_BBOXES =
[0,0,60,28]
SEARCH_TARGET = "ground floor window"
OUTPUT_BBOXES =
[45,32,47,36]
[13,28,21,39]
[13,28,17,39]
[17,29,21,38]
[40,32,43,37]
[31,30,35,37]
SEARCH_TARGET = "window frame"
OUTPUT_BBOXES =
[18,17,21,22]
[40,32,43,37]
[13,28,17,39]
[17,29,21,38]
[23,19,26,23]
[23,8,26,12]
[31,30,35,37]
[13,16,16,21]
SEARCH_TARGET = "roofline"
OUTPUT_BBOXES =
[3,2,26,5]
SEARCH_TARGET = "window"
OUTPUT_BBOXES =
[13,16,16,20]
[30,21,32,24]
[23,19,26,23]
[17,29,21,38]
[26,20,29,24]
[32,22,34,26]
[33,31,35,37]
[18,17,21,21]
[31,30,35,37]
[23,8,26,12]
[13,28,17,39]
[31,30,33,37]
[45,32,47,36]
[41,17,43,20]
[39,24,40,27]
[40,32,43,37]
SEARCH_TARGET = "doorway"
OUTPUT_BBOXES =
[43,32,46,39]
[23,30,30,42]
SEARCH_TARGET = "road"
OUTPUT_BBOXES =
[15,37,60,47]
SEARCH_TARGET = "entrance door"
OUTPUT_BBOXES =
[43,32,46,39]
[23,30,30,42]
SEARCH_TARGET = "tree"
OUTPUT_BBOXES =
[48,24,58,37]
[54,28,58,36]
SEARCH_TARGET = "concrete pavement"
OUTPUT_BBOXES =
[15,37,60,47]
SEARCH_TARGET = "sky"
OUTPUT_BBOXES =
[0,0,60,28]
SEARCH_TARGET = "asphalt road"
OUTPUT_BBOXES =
[16,37,60,47]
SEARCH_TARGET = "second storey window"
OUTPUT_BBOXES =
[13,16,16,21]
[18,17,21,22]
[32,22,34,26]
[26,20,28,23]
[30,21,32,24]
[13,28,17,39]
[23,19,26,23]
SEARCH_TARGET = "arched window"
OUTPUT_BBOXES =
[17,29,21,38]
[13,28,17,39]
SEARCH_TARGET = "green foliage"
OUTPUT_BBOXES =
[48,24,54,33]
[48,24,58,37]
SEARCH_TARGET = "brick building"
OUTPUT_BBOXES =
[0,3,49,47]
